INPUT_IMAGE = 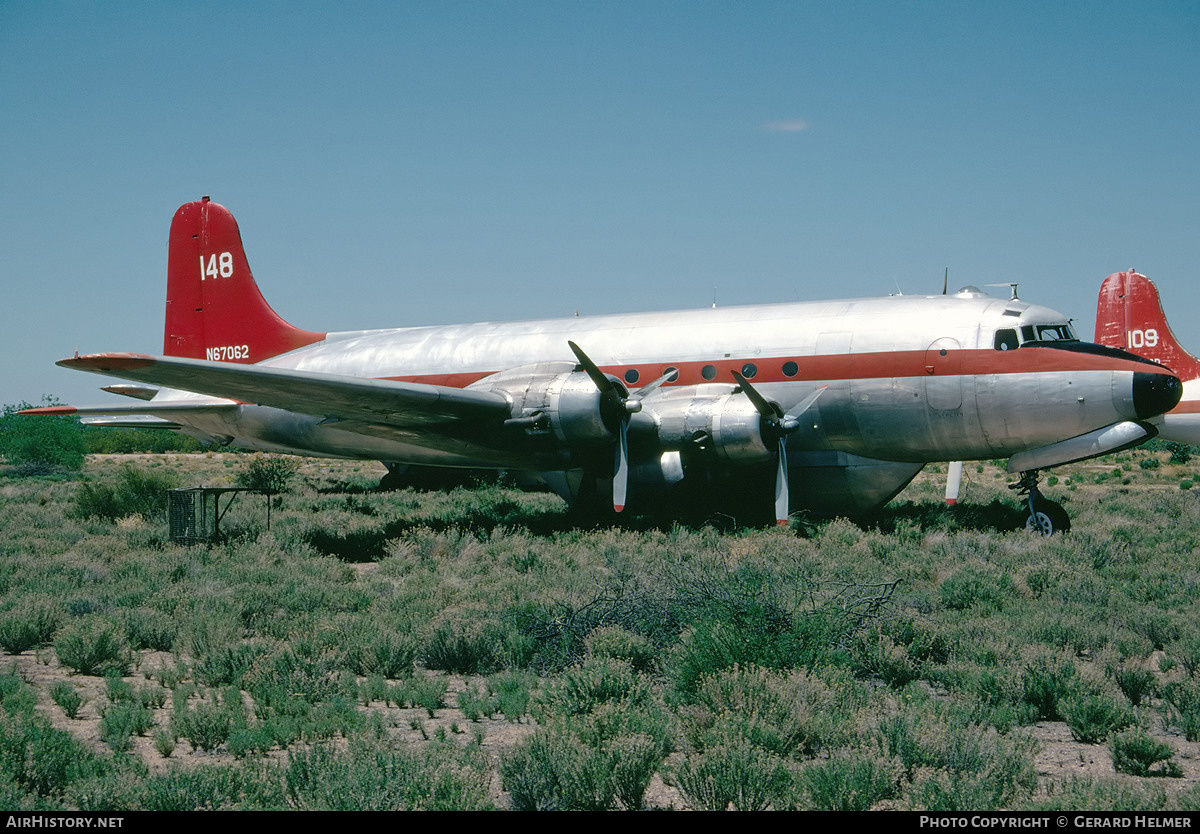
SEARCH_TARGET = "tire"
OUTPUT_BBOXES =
[1025,497,1070,535]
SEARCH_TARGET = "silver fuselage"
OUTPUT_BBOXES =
[157,289,1160,514]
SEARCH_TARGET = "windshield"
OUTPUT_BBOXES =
[1021,323,1077,342]
[994,322,1080,350]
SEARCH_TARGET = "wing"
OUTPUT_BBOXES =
[53,353,512,428]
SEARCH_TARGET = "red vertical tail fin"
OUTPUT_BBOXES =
[1095,270,1200,382]
[165,198,325,362]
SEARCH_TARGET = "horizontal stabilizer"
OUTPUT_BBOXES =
[19,400,236,418]
[55,353,512,428]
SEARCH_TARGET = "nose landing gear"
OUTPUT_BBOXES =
[1010,470,1071,535]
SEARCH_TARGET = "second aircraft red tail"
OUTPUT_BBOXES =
[1095,270,1200,382]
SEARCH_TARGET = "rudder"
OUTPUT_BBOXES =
[165,197,325,362]
[1095,270,1200,382]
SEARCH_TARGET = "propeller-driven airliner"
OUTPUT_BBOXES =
[23,199,1183,533]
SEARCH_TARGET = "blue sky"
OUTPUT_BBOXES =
[2,1,1197,406]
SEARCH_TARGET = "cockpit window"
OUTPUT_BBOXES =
[1021,323,1077,343]
[994,329,1019,351]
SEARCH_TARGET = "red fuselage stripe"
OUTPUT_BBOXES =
[380,347,1168,389]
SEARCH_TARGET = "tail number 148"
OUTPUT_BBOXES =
[200,252,234,281]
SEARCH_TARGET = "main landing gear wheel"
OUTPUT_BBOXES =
[1010,470,1071,536]
[1025,496,1070,535]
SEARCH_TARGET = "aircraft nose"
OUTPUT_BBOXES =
[1133,370,1182,419]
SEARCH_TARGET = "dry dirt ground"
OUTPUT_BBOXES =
[1,644,694,809]
[7,452,1200,809]
[7,643,1200,810]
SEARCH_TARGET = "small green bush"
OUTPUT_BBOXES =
[1022,653,1077,721]
[136,764,287,811]
[71,464,180,521]
[1059,692,1135,744]
[357,674,387,706]
[585,625,659,673]
[683,664,835,758]
[607,733,663,810]
[284,739,493,811]
[0,601,62,654]
[1168,632,1200,677]
[456,681,496,722]
[501,728,607,810]
[173,700,234,753]
[0,711,98,797]
[851,629,918,687]
[1113,666,1157,707]
[878,700,1038,809]
[343,628,416,679]
[490,670,533,722]
[54,618,131,677]
[1111,730,1182,777]
[1026,776,1169,812]
[671,737,793,811]
[405,674,448,717]
[120,608,176,653]
[153,730,176,758]
[49,682,84,719]
[535,656,643,720]
[236,455,301,494]
[244,643,347,705]
[502,725,661,811]
[504,655,671,811]
[227,725,274,759]
[799,752,901,811]
[83,427,203,454]
[99,702,152,753]
[421,622,504,675]
[939,566,1009,612]
[1160,679,1200,741]
[1166,442,1193,465]
[0,671,38,716]
[193,643,269,688]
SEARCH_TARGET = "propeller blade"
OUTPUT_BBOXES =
[731,373,828,524]
[567,341,644,513]
[614,419,629,512]
[945,460,963,505]
[731,370,781,419]
[630,367,678,403]
[773,387,828,523]
[775,436,790,525]
[781,385,828,428]
[567,341,621,405]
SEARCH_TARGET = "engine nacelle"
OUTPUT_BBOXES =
[468,361,620,447]
[647,385,773,465]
